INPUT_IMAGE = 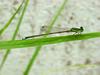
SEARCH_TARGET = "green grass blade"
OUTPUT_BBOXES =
[46,0,68,33]
[0,32,100,49]
[23,0,68,75]
[0,0,24,35]
[0,0,29,70]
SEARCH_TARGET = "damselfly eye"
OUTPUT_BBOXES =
[80,26,84,31]
[80,26,83,29]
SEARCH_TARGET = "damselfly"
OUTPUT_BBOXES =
[23,26,84,39]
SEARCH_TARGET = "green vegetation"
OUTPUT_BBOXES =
[0,0,99,75]
[0,32,100,49]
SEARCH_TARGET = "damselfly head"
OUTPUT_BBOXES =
[80,26,84,32]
